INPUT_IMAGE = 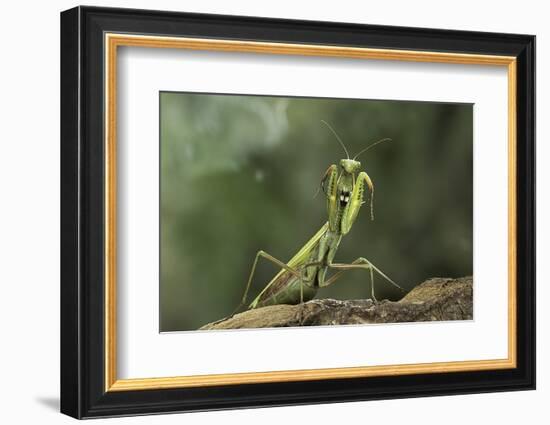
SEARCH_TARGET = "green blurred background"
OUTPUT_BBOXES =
[160,92,473,332]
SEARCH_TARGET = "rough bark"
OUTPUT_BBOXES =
[200,276,473,330]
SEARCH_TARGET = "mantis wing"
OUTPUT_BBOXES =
[249,222,329,308]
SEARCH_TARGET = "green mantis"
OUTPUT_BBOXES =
[234,121,403,313]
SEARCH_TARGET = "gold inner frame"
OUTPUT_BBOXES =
[104,33,517,392]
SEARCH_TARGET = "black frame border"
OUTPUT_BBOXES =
[60,6,535,419]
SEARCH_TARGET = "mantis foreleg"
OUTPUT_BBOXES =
[341,172,374,235]
[322,164,339,231]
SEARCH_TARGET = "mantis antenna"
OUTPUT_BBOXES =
[353,138,392,160]
[321,120,349,159]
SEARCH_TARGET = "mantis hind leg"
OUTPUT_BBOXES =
[325,258,404,302]
[233,250,302,315]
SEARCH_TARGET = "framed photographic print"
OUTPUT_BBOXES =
[60,6,535,419]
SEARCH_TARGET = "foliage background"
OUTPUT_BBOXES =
[160,92,473,331]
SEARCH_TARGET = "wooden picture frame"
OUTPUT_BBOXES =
[60,5,535,419]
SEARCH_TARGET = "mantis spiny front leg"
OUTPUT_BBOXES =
[341,171,374,234]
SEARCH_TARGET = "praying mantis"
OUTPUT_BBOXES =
[234,121,403,313]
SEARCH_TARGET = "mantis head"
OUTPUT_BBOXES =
[340,159,361,174]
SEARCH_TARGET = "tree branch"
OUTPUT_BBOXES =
[200,276,473,330]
